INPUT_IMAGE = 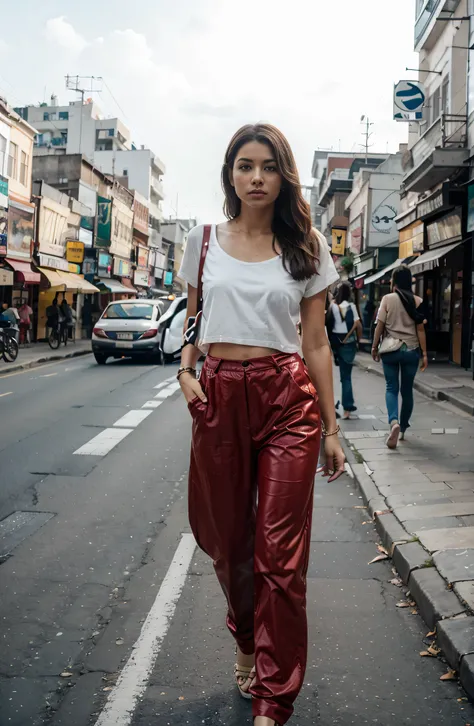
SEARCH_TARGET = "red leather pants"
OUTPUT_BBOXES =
[188,353,321,725]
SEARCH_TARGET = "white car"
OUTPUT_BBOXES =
[157,295,188,363]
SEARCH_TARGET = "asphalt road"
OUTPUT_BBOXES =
[0,355,473,726]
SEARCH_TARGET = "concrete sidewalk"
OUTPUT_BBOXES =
[0,340,92,375]
[341,366,474,699]
[355,350,474,416]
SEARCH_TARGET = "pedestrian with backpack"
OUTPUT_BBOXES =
[326,282,361,420]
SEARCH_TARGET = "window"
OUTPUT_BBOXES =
[103,303,154,320]
[59,111,69,120]
[20,150,28,186]
[441,77,449,114]
[108,128,115,137]
[123,169,128,176]
[0,134,6,175]
[169,308,187,331]
[7,142,18,179]
[43,112,49,121]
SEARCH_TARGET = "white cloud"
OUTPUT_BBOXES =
[38,2,418,221]
[45,17,88,55]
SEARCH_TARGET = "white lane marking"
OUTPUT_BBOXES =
[0,391,13,398]
[142,400,163,409]
[95,533,196,726]
[40,373,58,378]
[154,375,176,389]
[74,428,133,456]
[113,410,152,428]
[155,389,172,399]
[167,381,181,393]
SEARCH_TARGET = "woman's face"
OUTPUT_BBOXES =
[230,141,282,210]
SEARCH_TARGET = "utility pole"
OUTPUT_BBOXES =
[360,115,374,162]
[65,75,102,155]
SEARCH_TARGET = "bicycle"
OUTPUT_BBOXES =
[0,325,19,363]
[48,323,68,350]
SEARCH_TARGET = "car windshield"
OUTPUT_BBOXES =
[103,303,154,320]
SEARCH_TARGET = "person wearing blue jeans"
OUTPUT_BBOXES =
[328,282,361,420]
[381,345,420,435]
[372,265,428,449]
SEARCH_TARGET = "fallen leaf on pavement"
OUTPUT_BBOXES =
[354,506,367,509]
[440,670,457,681]
[377,544,389,556]
[427,644,441,656]
[411,609,418,615]
[420,651,436,657]
[60,671,73,678]
[178,696,185,701]
[115,638,124,646]
[390,577,403,587]
[374,509,391,516]
[426,630,436,638]
[103,687,113,692]
[396,600,416,608]
[369,554,389,564]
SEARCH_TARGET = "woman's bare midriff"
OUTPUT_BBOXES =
[208,343,280,361]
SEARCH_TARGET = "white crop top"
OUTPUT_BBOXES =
[178,224,339,354]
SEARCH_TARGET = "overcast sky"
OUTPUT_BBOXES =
[0,0,418,222]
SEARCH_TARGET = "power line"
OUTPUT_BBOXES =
[100,79,130,123]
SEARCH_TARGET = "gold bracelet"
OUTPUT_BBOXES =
[177,367,196,381]
[322,424,340,438]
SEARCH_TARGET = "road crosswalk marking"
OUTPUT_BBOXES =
[73,428,133,456]
[113,410,152,428]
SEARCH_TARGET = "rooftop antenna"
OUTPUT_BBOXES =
[360,115,374,163]
[65,75,103,154]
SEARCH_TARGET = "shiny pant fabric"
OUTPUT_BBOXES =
[188,353,321,725]
[382,346,420,431]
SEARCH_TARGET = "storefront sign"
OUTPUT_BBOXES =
[38,253,70,272]
[0,207,7,256]
[349,222,362,255]
[369,189,399,247]
[164,271,173,286]
[0,268,13,285]
[8,201,34,259]
[79,226,93,248]
[331,228,346,256]
[427,211,462,248]
[97,252,112,277]
[66,241,85,264]
[38,196,69,257]
[399,221,424,258]
[137,246,149,269]
[96,197,112,246]
[134,270,150,287]
[0,176,8,209]
[83,256,97,281]
[417,189,445,219]
[68,263,81,274]
[113,257,131,277]
[468,183,474,233]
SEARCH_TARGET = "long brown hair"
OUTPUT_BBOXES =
[221,123,319,281]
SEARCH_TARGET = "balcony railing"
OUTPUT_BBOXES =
[150,176,164,200]
[403,113,467,173]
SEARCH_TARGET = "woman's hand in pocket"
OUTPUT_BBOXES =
[179,372,207,404]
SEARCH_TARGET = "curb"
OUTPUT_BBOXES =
[0,347,92,376]
[354,358,474,417]
[341,434,474,700]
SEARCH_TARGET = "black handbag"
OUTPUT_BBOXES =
[183,225,211,348]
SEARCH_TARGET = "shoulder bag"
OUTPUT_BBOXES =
[378,296,403,356]
[183,225,211,347]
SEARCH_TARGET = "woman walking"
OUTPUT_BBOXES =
[328,282,361,419]
[372,265,428,449]
[178,123,345,726]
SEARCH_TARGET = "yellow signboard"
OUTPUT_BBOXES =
[331,228,346,256]
[66,241,85,264]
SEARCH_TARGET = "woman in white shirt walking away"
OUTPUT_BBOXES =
[177,123,345,726]
[327,282,361,420]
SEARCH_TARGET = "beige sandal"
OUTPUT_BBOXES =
[234,663,256,700]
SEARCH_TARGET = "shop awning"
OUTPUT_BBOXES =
[97,278,137,295]
[409,239,464,276]
[38,267,99,293]
[5,258,41,284]
[364,259,404,286]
